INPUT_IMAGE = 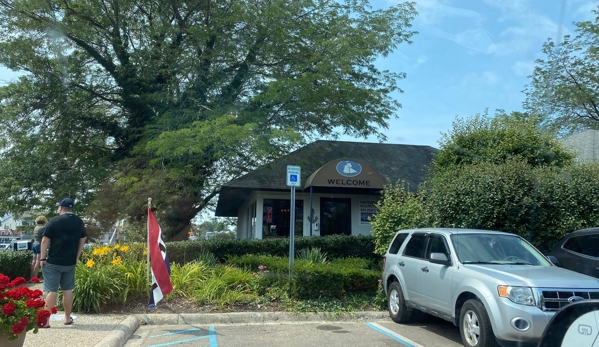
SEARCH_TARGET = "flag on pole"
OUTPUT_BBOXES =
[148,207,173,308]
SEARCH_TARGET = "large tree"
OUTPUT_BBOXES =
[524,8,599,134]
[0,0,417,237]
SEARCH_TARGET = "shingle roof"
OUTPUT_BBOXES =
[215,140,438,216]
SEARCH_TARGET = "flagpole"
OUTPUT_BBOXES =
[147,198,152,296]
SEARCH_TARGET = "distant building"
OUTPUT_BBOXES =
[561,129,599,162]
[215,140,438,239]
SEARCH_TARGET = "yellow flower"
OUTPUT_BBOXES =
[114,244,121,250]
[86,259,95,268]
[111,256,122,265]
[143,249,148,255]
[92,248,102,256]
[120,245,130,252]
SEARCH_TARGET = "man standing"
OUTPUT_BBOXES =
[40,198,87,326]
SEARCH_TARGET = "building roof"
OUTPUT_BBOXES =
[215,140,438,216]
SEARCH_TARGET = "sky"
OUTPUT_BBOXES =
[0,0,596,150]
[337,0,598,148]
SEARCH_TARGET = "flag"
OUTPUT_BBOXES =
[148,207,173,308]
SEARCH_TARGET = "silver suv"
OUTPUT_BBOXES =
[382,228,599,347]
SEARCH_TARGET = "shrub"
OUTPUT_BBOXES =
[167,234,377,264]
[296,247,328,263]
[72,262,126,313]
[0,251,32,279]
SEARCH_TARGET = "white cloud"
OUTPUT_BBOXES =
[415,0,485,26]
[512,61,536,77]
[461,71,499,87]
[574,1,599,21]
[414,55,429,67]
[482,1,570,55]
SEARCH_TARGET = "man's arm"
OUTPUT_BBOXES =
[40,236,50,267]
[77,237,86,262]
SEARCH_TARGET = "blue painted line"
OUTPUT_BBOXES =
[149,328,202,338]
[209,325,218,347]
[147,336,209,347]
[364,322,419,347]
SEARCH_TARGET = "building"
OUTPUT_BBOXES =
[561,129,599,162]
[215,140,438,239]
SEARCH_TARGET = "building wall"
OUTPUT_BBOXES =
[561,130,599,162]
[236,191,379,239]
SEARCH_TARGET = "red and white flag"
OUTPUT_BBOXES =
[148,207,173,308]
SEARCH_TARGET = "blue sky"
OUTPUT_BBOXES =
[0,0,596,149]
[339,0,599,148]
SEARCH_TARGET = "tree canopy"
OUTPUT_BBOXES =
[434,110,574,170]
[0,0,417,237]
[524,8,599,134]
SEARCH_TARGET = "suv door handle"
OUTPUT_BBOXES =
[421,267,429,273]
[398,261,405,267]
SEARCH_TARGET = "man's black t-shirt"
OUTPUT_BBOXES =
[43,213,87,266]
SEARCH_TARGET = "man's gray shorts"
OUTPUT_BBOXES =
[42,263,76,292]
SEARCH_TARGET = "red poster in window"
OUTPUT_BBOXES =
[266,207,273,224]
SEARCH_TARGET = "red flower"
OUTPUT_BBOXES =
[36,310,51,327]
[11,322,25,334]
[50,307,57,314]
[10,277,26,287]
[2,302,15,315]
[30,277,40,283]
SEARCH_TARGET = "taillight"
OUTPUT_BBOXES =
[382,256,386,272]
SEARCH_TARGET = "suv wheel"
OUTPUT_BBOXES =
[387,281,412,323]
[459,299,499,347]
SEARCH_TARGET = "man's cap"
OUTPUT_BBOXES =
[57,198,74,208]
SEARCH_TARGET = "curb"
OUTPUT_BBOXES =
[94,315,140,347]
[95,311,388,347]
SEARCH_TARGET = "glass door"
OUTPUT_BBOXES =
[320,198,351,236]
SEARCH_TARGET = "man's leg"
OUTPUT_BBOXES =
[45,291,58,311]
[60,265,76,324]
[62,290,73,323]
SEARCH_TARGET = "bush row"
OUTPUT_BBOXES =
[226,255,380,299]
[166,234,378,264]
[0,251,32,279]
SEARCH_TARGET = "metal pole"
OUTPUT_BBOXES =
[289,186,295,294]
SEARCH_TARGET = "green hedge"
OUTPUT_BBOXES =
[226,254,380,299]
[0,251,32,279]
[166,234,377,264]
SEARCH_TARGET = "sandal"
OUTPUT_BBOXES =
[64,318,74,325]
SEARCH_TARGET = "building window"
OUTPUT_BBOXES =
[262,199,303,238]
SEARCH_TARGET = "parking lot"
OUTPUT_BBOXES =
[123,315,463,347]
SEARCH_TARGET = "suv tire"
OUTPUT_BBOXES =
[387,281,412,323]
[459,299,499,347]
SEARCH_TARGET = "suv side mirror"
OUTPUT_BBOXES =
[430,252,451,265]
[546,255,561,267]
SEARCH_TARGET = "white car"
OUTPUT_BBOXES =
[0,244,11,252]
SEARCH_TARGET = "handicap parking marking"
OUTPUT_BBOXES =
[147,326,218,347]
[365,322,425,347]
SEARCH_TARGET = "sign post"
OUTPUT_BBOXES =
[286,165,301,294]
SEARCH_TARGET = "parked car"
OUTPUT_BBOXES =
[548,227,599,278]
[0,243,10,252]
[382,228,599,347]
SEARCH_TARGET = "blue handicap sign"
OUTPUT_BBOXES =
[290,174,298,182]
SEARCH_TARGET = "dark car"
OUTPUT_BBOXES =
[549,227,599,278]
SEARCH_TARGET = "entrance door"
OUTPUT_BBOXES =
[320,198,351,236]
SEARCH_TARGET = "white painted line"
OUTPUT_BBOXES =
[365,322,425,347]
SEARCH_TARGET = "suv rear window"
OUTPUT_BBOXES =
[403,234,427,258]
[388,233,409,254]
[563,234,599,257]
